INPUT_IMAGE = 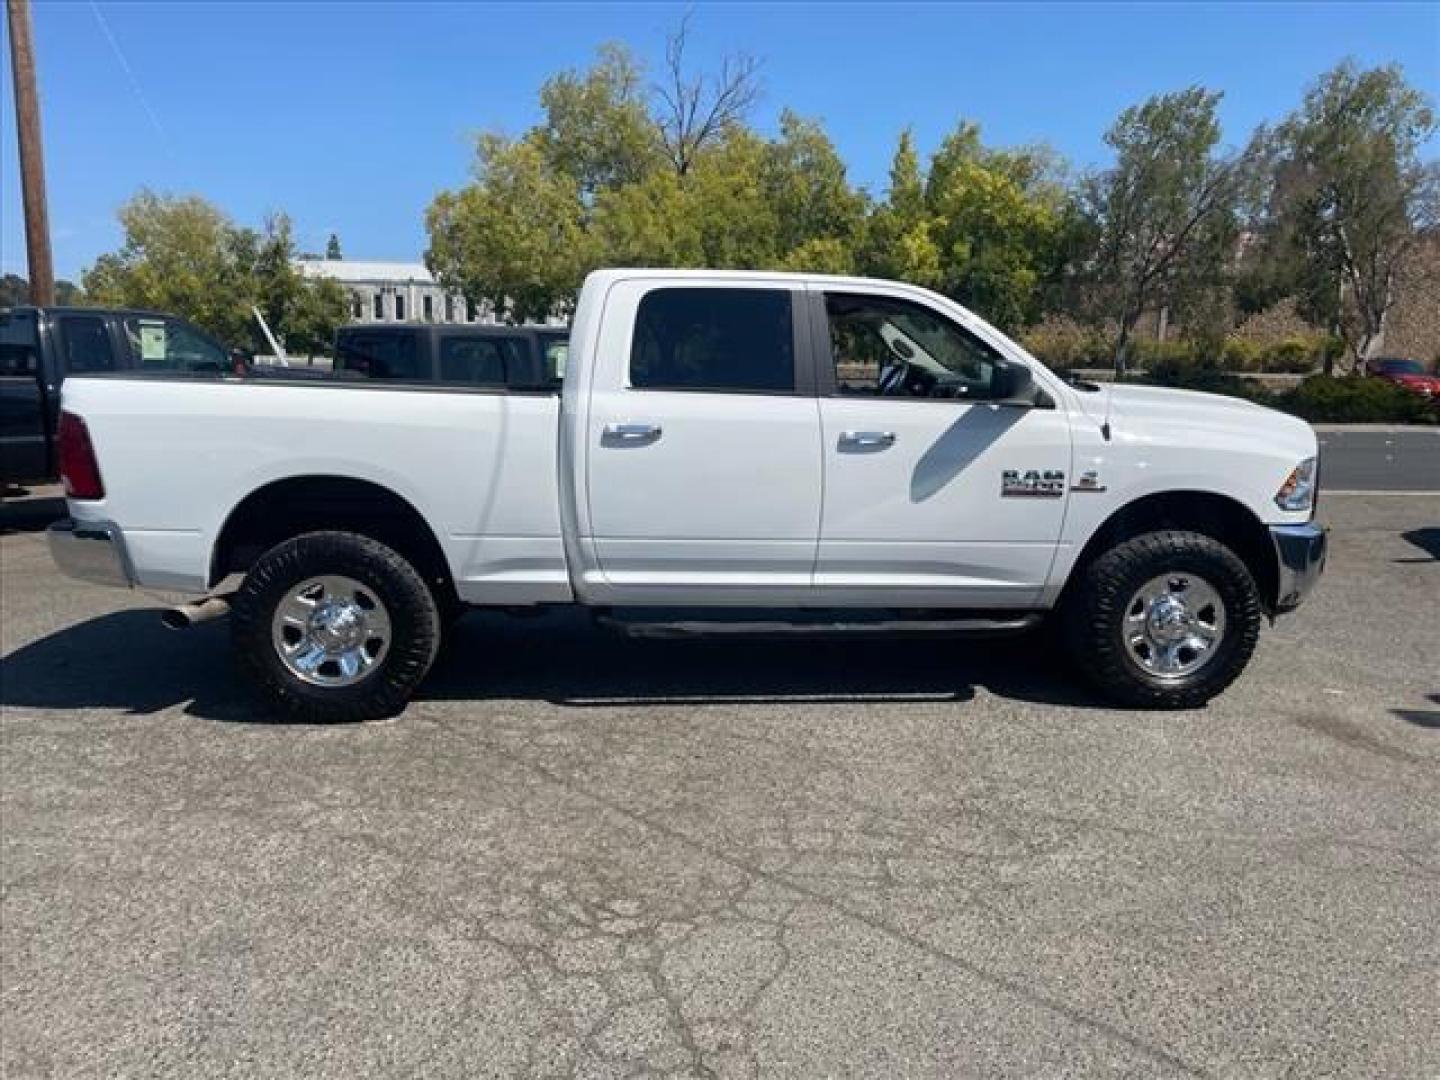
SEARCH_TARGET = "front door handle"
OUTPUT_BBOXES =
[839,430,897,449]
[603,422,663,442]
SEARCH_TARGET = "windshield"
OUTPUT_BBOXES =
[1376,359,1425,375]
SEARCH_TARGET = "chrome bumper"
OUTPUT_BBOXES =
[1270,522,1327,614]
[47,518,135,589]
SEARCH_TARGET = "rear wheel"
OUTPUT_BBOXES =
[1063,530,1261,709]
[231,531,440,722]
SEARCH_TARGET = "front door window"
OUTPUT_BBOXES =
[825,292,1007,401]
[123,316,228,372]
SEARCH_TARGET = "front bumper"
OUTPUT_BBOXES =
[1270,522,1327,613]
[47,518,135,589]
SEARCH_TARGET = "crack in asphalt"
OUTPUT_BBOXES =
[432,717,1211,1078]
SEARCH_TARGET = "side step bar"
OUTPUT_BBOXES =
[596,612,1042,641]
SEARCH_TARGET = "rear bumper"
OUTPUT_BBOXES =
[47,518,135,589]
[1270,522,1327,614]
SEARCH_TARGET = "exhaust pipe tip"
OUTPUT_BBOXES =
[160,593,233,631]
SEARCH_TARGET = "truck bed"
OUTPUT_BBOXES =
[62,375,570,602]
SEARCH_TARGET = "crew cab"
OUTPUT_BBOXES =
[47,269,1327,719]
[1,305,235,486]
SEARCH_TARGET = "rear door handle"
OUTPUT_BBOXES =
[603,422,663,442]
[839,430,896,449]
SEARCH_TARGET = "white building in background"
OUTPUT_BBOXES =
[293,258,496,325]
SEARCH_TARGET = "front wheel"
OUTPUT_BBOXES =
[1062,530,1261,709]
[231,531,441,722]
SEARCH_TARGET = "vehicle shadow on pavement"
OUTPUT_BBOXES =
[1397,527,1440,562]
[0,611,257,720]
[1391,693,1440,729]
[0,493,66,536]
[0,607,1108,722]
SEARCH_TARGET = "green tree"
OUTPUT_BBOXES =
[84,191,249,342]
[1078,87,1251,374]
[0,274,83,306]
[860,130,943,287]
[535,43,662,198]
[249,214,349,355]
[82,190,347,353]
[762,111,867,272]
[926,128,1070,328]
[0,274,27,306]
[683,130,781,268]
[589,128,806,272]
[425,28,775,313]
[889,128,925,220]
[860,124,1070,329]
[426,135,595,323]
[590,168,704,267]
[1264,61,1437,372]
[325,233,342,260]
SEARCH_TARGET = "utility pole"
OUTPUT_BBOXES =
[6,0,55,305]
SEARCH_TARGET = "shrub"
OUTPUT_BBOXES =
[1019,316,1109,369]
[1130,339,1197,370]
[1274,376,1436,423]
[1221,338,1261,371]
[1144,361,1271,403]
[1142,367,1435,423]
[1259,337,1322,374]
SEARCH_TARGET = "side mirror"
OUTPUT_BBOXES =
[991,361,1036,407]
[229,348,253,374]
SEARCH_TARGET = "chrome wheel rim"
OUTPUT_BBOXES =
[1123,572,1226,680]
[271,575,391,687]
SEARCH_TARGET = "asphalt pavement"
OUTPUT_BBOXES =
[1,488,1437,1078]
[1316,425,1440,491]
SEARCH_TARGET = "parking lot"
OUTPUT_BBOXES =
[2,487,1437,1077]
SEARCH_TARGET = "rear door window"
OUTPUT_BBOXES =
[438,335,527,385]
[57,315,117,374]
[0,342,39,377]
[336,333,425,380]
[630,288,794,393]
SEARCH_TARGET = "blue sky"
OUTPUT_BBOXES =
[3,1,1437,281]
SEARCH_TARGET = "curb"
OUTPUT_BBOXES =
[1311,424,1440,433]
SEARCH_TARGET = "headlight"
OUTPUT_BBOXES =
[1275,456,1318,512]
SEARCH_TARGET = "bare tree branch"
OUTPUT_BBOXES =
[653,12,762,176]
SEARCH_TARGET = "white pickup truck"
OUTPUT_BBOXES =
[48,268,1326,720]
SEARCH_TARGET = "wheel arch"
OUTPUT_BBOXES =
[1065,489,1279,614]
[211,474,458,607]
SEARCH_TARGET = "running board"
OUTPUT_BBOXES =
[596,611,1042,641]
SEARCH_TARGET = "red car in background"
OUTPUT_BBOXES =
[1368,357,1440,403]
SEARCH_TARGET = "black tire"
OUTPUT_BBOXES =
[231,531,440,722]
[435,588,469,633]
[1062,530,1261,709]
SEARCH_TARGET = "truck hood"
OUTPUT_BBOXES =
[1100,382,1317,460]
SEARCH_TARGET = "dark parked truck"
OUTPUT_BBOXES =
[0,306,234,487]
[335,323,569,388]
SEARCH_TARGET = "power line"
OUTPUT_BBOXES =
[88,0,174,159]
